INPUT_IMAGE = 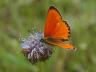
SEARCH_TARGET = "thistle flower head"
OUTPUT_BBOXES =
[20,32,53,64]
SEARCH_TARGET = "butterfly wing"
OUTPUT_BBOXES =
[44,6,70,40]
[46,39,74,49]
[45,38,74,49]
[44,6,74,49]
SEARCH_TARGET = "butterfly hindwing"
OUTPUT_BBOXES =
[45,38,74,49]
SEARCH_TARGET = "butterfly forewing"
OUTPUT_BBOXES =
[44,6,70,40]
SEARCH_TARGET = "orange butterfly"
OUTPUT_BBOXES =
[44,6,74,49]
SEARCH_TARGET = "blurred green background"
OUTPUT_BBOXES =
[0,0,96,72]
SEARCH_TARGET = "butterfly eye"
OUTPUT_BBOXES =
[40,38,45,43]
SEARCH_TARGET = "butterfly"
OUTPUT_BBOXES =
[44,6,74,49]
[20,6,75,64]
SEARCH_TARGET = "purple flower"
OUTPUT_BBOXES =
[20,32,53,64]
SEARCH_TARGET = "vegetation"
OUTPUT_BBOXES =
[0,0,96,72]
